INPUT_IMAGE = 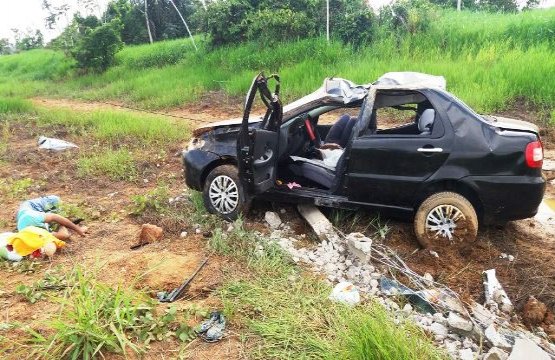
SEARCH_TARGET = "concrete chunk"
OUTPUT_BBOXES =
[346,232,372,263]
[447,312,474,333]
[297,204,338,242]
[484,347,509,360]
[508,338,550,360]
[265,211,282,229]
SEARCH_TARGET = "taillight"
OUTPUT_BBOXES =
[525,140,543,168]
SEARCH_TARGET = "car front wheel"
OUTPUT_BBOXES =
[414,191,478,249]
[203,165,250,221]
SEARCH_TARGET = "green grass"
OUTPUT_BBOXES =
[12,266,194,359]
[0,100,190,145]
[220,260,445,359]
[0,97,34,114]
[0,9,554,116]
[77,149,137,181]
[195,216,444,359]
[35,107,190,144]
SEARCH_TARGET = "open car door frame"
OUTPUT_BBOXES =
[237,73,283,195]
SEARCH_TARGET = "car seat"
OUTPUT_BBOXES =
[418,109,435,135]
[288,151,346,190]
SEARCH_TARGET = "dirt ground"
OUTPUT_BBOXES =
[1,97,554,357]
[0,111,248,358]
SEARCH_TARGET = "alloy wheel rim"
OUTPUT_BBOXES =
[425,204,466,241]
[209,175,239,214]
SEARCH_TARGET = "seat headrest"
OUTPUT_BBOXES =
[418,109,435,134]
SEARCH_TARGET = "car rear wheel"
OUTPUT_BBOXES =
[414,192,478,249]
[203,165,250,221]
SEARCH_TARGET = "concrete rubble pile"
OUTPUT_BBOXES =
[262,207,555,360]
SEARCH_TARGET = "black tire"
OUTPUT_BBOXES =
[414,191,478,249]
[202,165,250,221]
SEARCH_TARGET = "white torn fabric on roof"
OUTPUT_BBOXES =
[38,136,78,151]
[374,71,447,89]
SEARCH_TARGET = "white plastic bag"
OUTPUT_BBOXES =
[329,282,360,306]
[38,136,78,151]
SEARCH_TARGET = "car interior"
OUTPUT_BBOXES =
[273,90,438,193]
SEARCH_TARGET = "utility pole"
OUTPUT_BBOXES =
[168,0,198,51]
[457,0,462,11]
[326,0,330,42]
[145,0,153,44]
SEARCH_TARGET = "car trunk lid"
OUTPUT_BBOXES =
[483,115,539,135]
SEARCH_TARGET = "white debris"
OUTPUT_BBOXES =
[483,269,514,314]
[484,347,509,360]
[447,312,474,333]
[346,232,372,263]
[471,302,496,328]
[507,255,514,262]
[507,338,550,360]
[458,348,474,360]
[423,272,434,286]
[264,211,282,229]
[329,282,360,306]
[429,250,439,258]
[430,322,449,337]
[38,136,78,151]
[297,204,338,242]
[180,231,188,238]
[485,325,513,350]
[402,303,413,313]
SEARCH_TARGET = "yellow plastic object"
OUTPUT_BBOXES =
[6,226,65,256]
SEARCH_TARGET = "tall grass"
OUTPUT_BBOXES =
[77,149,137,181]
[0,97,34,114]
[14,104,190,145]
[0,9,554,115]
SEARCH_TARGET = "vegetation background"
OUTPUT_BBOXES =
[0,0,554,127]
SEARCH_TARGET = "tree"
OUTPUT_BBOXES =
[0,38,12,55]
[71,21,123,72]
[14,30,44,51]
[478,0,518,12]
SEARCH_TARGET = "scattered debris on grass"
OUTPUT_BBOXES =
[266,207,555,359]
[37,136,78,151]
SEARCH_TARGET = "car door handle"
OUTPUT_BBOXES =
[417,147,443,153]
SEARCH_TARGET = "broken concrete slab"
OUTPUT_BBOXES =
[484,347,509,360]
[471,302,496,328]
[483,269,514,313]
[485,324,513,350]
[264,211,282,229]
[297,204,338,242]
[447,312,474,333]
[507,337,550,360]
[346,232,372,263]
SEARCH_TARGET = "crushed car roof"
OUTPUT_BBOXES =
[194,72,448,131]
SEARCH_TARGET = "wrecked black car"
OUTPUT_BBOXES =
[183,72,545,248]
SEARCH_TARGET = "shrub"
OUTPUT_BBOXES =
[205,0,252,46]
[380,0,437,35]
[72,21,123,72]
[246,8,313,44]
[334,5,377,48]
